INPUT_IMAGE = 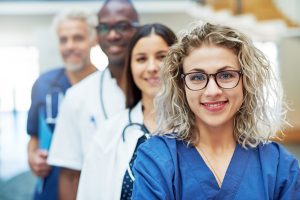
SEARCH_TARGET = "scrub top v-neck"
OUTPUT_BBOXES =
[132,136,300,200]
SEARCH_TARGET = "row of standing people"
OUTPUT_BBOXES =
[27,0,300,199]
[27,0,138,199]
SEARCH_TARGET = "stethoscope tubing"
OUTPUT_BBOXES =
[122,107,150,181]
[99,68,108,120]
[122,108,150,142]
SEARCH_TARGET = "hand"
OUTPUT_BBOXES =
[28,149,52,177]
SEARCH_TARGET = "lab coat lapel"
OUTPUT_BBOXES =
[101,68,125,118]
[122,102,144,155]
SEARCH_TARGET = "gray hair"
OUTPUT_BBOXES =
[52,9,97,39]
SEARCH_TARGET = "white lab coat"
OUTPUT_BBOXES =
[76,102,144,200]
[48,69,125,170]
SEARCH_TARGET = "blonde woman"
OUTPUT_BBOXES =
[132,23,300,199]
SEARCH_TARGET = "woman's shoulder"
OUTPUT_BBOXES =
[138,134,184,161]
[257,142,299,173]
[258,142,297,161]
[143,134,177,148]
[257,142,300,198]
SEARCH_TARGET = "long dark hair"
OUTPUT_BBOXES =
[122,23,177,109]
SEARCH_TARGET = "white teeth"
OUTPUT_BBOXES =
[204,102,224,107]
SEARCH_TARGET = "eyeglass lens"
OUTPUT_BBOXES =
[183,70,241,90]
[97,21,137,35]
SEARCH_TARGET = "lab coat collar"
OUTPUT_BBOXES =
[130,101,143,125]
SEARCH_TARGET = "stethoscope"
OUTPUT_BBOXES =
[121,107,150,181]
[45,70,65,125]
[121,108,150,142]
[99,68,108,120]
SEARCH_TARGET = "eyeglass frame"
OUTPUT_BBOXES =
[181,70,243,91]
[95,21,140,36]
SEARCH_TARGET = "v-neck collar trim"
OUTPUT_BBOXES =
[179,142,251,199]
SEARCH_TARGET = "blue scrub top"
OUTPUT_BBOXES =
[27,67,71,200]
[132,136,300,200]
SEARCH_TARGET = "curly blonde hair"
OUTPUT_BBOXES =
[155,22,288,148]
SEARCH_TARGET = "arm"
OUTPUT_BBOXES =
[277,151,300,199]
[132,139,174,200]
[59,168,80,200]
[27,78,52,177]
[28,135,51,177]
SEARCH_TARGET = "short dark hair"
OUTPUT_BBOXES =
[123,23,177,109]
[98,0,139,22]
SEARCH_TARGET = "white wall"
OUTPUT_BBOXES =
[0,15,62,73]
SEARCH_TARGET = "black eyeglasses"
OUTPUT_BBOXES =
[96,21,139,36]
[181,70,242,91]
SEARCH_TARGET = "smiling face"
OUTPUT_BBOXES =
[98,1,138,66]
[183,44,243,130]
[131,33,169,101]
[58,19,93,72]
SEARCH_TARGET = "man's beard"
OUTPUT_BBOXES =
[65,62,84,72]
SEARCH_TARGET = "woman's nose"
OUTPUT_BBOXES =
[203,76,222,96]
[146,58,159,72]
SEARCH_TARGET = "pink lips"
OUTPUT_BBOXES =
[145,77,160,86]
[201,101,228,112]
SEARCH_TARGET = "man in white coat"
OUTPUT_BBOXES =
[47,0,140,199]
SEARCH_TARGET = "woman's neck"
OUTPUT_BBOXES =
[196,121,236,152]
[142,96,156,133]
[194,119,237,188]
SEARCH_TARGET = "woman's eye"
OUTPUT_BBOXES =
[190,73,206,81]
[136,57,147,63]
[157,54,167,61]
[219,72,234,80]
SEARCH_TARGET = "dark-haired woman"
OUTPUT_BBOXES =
[76,23,177,200]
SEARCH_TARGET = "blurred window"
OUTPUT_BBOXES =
[254,42,279,76]
[0,46,39,112]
